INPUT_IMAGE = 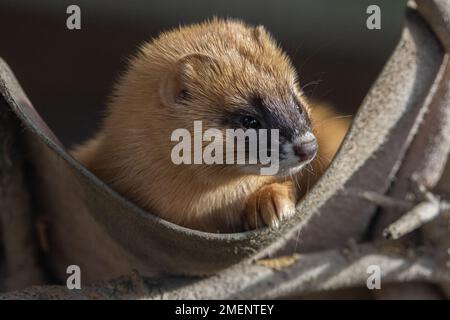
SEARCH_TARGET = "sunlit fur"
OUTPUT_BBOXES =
[72,19,350,233]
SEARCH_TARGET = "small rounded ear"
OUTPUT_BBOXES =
[160,53,218,107]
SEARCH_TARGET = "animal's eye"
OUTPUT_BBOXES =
[241,116,260,129]
[293,94,304,114]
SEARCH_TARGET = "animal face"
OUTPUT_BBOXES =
[121,20,318,178]
[159,52,317,177]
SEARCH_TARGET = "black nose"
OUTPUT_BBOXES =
[293,135,318,163]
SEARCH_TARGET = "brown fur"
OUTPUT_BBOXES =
[72,19,350,233]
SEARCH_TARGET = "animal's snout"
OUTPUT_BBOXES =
[293,132,318,163]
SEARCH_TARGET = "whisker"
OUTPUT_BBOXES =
[301,79,322,91]
[313,115,353,129]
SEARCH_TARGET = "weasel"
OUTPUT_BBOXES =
[72,19,350,233]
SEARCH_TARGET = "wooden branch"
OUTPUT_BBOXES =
[383,200,440,240]
[351,185,447,240]
[0,242,446,299]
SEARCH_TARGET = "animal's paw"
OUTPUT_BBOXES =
[243,182,297,230]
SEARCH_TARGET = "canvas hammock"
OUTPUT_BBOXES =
[0,0,449,299]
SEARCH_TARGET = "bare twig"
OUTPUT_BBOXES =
[349,183,448,241]
[348,189,414,210]
[383,199,440,240]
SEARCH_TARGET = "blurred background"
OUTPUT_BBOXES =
[0,0,407,147]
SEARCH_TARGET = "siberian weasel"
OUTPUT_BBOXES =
[72,19,350,233]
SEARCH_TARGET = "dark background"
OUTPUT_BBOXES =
[0,0,407,147]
